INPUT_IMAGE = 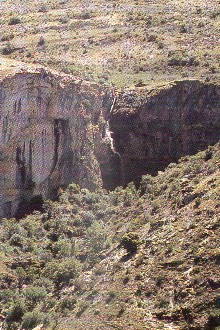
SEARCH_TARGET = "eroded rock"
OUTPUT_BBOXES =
[0,59,219,218]
[0,59,118,218]
[110,80,220,185]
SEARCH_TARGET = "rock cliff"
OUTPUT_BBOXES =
[110,80,220,185]
[0,59,219,218]
[0,59,119,218]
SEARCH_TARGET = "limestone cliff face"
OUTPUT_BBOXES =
[110,80,220,185]
[0,60,117,218]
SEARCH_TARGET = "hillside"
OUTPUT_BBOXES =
[0,143,219,330]
[0,0,219,87]
[0,0,219,329]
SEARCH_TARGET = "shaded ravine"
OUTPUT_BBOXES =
[109,80,220,186]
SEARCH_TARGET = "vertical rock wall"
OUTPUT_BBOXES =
[0,68,117,218]
[110,80,220,185]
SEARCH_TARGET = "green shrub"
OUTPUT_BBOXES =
[75,300,88,317]
[0,288,17,304]
[81,12,91,19]
[25,286,47,306]
[9,234,24,247]
[1,33,14,42]
[68,183,81,194]
[0,272,18,289]
[8,17,21,25]
[120,232,140,254]
[204,149,213,161]
[158,298,170,308]
[60,296,76,310]
[44,259,82,286]
[1,42,15,55]
[81,211,95,227]
[106,291,116,303]
[148,34,157,42]
[59,16,69,24]
[206,308,220,329]
[86,221,107,254]
[33,277,54,292]
[83,192,99,205]
[194,197,201,208]
[37,36,45,46]
[38,5,47,12]
[6,301,25,322]
[22,311,44,330]
[51,238,75,258]
[179,24,187,33]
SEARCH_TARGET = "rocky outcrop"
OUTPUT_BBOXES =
[0,59,119,218]
[1,59,219,218]
[110,80,220,185]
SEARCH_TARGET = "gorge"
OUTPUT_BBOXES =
[0,59,220,218]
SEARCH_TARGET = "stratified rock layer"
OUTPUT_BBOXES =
[110,80,220,185]
[0,59,119,218]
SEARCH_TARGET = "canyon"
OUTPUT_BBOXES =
[0,58,220,218]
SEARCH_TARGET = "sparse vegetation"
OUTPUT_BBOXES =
[0,143,219,329]
[37,36,45,47]
[1,42,15,55]
[8,16,21,25]
[120,232,140,254]
[0,34,14,42]
[0,0,219,329]
[0,0,218,87]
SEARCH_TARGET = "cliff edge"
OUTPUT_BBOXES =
[0,58,119,218]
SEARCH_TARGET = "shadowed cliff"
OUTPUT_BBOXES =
[110,80,220,185]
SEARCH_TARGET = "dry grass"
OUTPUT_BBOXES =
[0,0,219,87]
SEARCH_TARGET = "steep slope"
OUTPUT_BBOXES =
[0,143,219,330]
